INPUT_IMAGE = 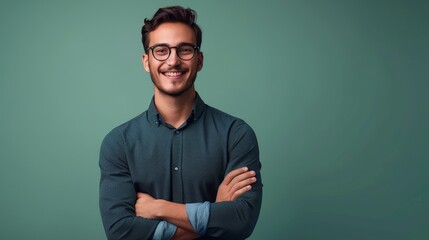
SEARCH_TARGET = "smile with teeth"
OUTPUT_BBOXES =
[164,71,183,77]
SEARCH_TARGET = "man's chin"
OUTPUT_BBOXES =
[151,73,196,97]
[156,85,195,97]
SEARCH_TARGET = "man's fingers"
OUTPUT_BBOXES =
[230,176,257,193]
[223,167,249,185]
[137,192,149,199]
[228,170,256,186]
[216,168,257,202]
[231,185,252,201]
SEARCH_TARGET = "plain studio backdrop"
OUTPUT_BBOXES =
[0,1,428,239]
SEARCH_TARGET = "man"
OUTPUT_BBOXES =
[99,6,262,240]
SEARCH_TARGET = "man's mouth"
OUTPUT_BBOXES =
[163,71,184,77]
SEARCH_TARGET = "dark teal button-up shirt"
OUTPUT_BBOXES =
[99,94,262,239]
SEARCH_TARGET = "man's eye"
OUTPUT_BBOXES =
[179,47,193,54]
[154,47,168,55]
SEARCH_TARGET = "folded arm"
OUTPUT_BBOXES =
[205,120,263,239]
[99,129,160,240]
[135,167,258,239]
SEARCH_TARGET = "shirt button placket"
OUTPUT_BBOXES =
[171,129,183,202]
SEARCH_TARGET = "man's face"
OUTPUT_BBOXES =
[143,22,203,97]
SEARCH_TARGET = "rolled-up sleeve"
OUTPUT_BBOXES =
[99,128,159,240]
[205,120,263,239]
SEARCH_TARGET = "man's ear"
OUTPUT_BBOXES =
[142,54,150,72]
[197,52,204,71]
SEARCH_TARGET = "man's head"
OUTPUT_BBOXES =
[141,6,204,97]
[141,6,202,54]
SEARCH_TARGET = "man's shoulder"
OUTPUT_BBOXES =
[205,104,253,132]
[205,104,240,122]
[204,105,259,154]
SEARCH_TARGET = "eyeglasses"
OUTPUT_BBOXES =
[147,43,199,61]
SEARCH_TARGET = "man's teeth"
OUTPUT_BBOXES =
[165,72,182,77]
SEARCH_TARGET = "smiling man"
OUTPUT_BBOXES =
[99,6,262,240]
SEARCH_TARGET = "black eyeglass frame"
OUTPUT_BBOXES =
[146,43,200,61]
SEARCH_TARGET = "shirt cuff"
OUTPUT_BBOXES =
[153,221,177,240]
[185,201,210,236]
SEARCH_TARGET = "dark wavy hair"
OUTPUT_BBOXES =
[141,6,202,53]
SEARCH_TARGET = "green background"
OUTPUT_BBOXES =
[1,1,428,239]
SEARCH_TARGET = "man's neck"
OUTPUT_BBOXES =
[154,88,196,129]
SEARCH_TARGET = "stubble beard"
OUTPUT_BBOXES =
[149,70,197,97]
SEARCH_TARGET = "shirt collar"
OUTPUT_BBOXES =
[147,92,206,127]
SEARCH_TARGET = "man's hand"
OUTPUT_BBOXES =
[216,167,257,202]
[135,193,196,233]
[135,192,163,219]
[135,194,199,239]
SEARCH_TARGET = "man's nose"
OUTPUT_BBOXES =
[167,48,180,66]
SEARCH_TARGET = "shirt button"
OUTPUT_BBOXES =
[174,167,179,171]
[175,130,180,134]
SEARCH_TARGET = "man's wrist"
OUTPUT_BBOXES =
[152,200,194,233]
[154,199,169,219]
